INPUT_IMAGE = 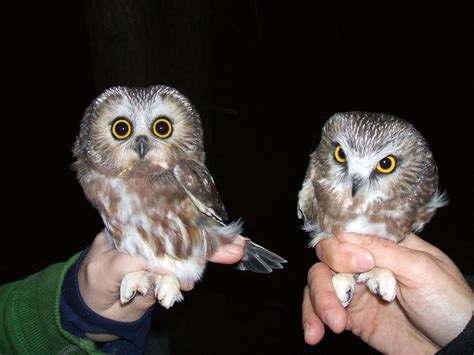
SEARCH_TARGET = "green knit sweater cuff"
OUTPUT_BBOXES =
[0,252,104,354]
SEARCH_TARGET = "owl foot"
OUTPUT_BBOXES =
[120,271,151,304]
[154,274,183,309]
[357,267,397,302]
[332,273,356,308]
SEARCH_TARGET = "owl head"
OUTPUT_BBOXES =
[73,85,204,177]
[314,112,440,206]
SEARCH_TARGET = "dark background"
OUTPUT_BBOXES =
[4,2,473,354]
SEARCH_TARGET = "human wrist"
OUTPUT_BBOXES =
[62,251,155,351]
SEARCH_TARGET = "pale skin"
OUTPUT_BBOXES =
[78,232,246,342]
[302,232,474,354]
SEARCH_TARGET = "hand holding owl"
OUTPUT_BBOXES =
[302,233,474,353]
[77,231,246,342]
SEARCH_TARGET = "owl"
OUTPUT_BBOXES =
[73,85,286,308]
[297,112,447,306]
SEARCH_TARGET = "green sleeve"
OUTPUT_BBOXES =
[0,252,104,354]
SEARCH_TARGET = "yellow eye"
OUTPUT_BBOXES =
[376,155,397,174]
[152,117,173,139]
[334,145,347,163]
[111,118,132,140]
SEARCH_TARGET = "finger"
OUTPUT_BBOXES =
[180,279,195,292]
[92,233,168,278]
[133,290,158,309]
[336,233,440,283]
[302,286,325,345]
[79,233,145,289]
[307,262,347,333]
[401,234,468,285]
[109,253,149,279]
[316,237,374,273]
[208,236,246,264]
[400,233,449,259]
[92,231,108,248]
[83,232,112,262]
[94,233,192,289]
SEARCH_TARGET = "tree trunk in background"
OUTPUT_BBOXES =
[83,0,213,157]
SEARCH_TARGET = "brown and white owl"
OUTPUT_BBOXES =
[298,112,447,306]
[73,85,286,308]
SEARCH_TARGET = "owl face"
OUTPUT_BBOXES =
[75,85,204,176]
[315,112,438,205]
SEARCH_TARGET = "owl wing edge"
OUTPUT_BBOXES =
[297,162,318,222]
[173,160,228,224]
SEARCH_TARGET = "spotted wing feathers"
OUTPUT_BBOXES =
[174,160,287,273]
[173,160,228,224]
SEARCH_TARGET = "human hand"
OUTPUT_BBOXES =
[302,233,473,354]
[78,231,246,342]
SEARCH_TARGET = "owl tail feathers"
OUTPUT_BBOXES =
[235,239,287,274]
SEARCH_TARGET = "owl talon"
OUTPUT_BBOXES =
[120,271,151,304]
[358,267,397,303]
[154,275,183,309]
[332,273,356,308]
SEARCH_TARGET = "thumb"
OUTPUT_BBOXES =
[208,236,246,264]
[336,233,436,286]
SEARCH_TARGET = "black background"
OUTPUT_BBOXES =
[4,2,473,354]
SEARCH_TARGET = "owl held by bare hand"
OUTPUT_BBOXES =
[298,112,446,306]
[73,85,286,308]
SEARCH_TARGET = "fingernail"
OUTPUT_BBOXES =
[224,244,243,255]
[353,253,374,271]
[323,310,336,328]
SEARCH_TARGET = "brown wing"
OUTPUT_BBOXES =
[174,161,287,273]
[297,159,318,223]
[173,160,228,224]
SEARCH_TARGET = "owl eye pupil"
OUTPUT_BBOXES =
[156,122,169,135]
[339,148,346,160]
[152,117,173,138]
[115,122,129,135]
[380,158,391,169]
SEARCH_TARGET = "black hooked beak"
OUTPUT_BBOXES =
[134,135,149,160]
[351,175,364,197]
